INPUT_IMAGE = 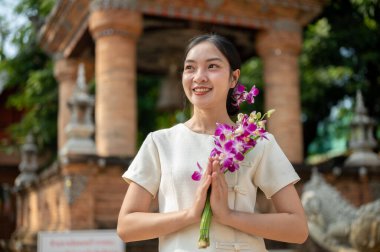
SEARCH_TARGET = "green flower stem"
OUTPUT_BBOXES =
[198,190,212,249]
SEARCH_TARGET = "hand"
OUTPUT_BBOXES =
[187,161,212,223]
[209,156,231,224]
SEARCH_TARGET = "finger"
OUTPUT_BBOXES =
[218,172,228,193]
[214,164,228,194]
[206,158,213,175]
[209,157,217,171]
[212,159,220,173]
[200,175,211,198]
[200,162,211,184]
[203,174,212,190]
[211,171,219,195]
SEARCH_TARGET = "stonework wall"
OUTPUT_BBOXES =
[93,166,126,229]
[325,175,375,207]
[11,163,127,251]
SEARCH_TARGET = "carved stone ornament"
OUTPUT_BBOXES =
[302,169,380,252]
[15,133,38,188]
[63,175,88,205]
[60,63,96,162]
[344,90,380,168]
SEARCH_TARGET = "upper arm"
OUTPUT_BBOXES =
[119,182,154,218]
[271,183,309,242]
[271,184,305,216]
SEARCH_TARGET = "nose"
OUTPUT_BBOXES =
[193,68,208,83]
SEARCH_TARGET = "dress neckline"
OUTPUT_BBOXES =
[179,123,214,137]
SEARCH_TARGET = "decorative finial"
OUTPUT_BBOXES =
[344,90,380,168]
[356,91,366,113]
[77,63,87,92]
[15,132,38,187]
[60,63,96,160]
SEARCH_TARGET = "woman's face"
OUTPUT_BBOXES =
[182,41,239,112]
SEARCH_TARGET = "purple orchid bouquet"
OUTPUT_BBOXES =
[191,84,275,248]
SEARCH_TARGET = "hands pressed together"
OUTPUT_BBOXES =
[190,156,232,225]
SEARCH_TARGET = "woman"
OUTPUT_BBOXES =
[117,34,308,251]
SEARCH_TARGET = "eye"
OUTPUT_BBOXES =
[208,64,219,69]
[184,65,194,71]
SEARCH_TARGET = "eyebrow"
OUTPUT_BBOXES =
[185,57,224,63]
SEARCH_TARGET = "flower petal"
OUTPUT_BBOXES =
[191,171,202,181]
[235,152,244,161]
[197,162,203,172]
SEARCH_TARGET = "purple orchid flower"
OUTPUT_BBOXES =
[191,84,273,178]
[232,83,246,107]
[191,162,203,181]
[245,86,259,104]
[232,84,260,107]
[214,123,234,142]
[191,83,275,249]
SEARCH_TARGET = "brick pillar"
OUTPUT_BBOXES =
[54,58,94,151]
[256,20,304,164]
[89,9,143,157]
[54,59,78,152]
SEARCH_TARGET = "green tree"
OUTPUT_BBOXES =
[0,0,56,153]
[0,16,10,61]
[301,0,379,157]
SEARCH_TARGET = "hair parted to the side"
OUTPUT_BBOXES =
[183,34,241,116]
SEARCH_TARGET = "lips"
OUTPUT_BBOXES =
[193,87,212,95]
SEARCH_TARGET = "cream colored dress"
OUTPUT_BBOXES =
[123,123,300,252]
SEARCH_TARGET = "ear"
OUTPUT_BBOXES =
[230,69,240,88]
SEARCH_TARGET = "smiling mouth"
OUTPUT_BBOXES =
[193,87,212,94]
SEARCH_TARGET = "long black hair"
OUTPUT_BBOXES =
[184,34,241,116]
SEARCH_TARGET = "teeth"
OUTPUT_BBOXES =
[194,88,210,92]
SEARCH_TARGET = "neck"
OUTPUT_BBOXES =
[185,107,234,134]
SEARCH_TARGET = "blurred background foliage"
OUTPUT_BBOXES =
[0,0,379,163]
[0,0,57,154]
[301,0,379,162]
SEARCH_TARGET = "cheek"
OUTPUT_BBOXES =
[182,74,192,87]
[181,76,191,96]
[211,72,232,89]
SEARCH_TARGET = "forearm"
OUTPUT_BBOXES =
[118,170,211,243]
[218,211,308,244]
[117,209,196,242]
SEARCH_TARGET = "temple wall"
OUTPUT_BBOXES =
[11,162,126,251]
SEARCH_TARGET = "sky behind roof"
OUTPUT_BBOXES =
[0,0,28,58]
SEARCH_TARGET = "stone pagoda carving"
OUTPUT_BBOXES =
[302,91,380,252]
[344,90,380,169]
[15,133,38,187]
[60,63,96,161]
[302,169,380,252]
